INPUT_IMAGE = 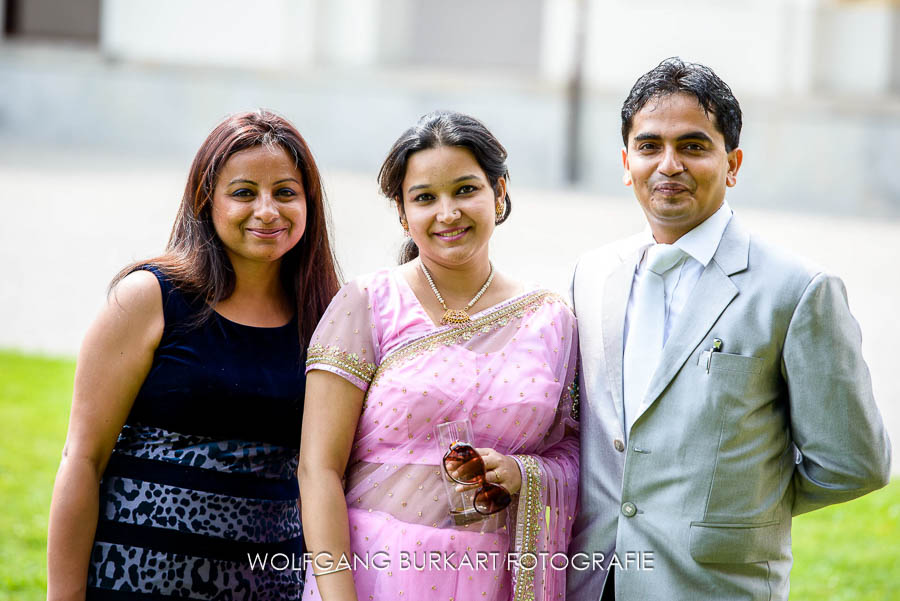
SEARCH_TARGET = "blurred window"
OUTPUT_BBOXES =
[380,0,543,72]
[4,0,100,43]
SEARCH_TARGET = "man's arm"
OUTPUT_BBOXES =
[783,272,891,515]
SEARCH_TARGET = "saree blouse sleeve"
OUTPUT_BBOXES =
[306,277,381,392]
[510,302,580,601]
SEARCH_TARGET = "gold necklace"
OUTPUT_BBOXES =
[420,261,494,326]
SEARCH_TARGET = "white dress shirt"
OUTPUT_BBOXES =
[624,201,734,357]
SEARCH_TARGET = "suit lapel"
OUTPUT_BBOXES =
[603,246,642,435]
[633,218,751,425]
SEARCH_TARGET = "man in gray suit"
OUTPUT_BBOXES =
[566,58,891,601]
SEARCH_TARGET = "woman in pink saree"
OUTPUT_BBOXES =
[299,111,579,601]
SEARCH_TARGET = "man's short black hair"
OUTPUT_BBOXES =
[621,57,742,152]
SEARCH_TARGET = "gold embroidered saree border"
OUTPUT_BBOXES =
[511,454,543,601]
[371,290,561,387]
[306,343,377,384]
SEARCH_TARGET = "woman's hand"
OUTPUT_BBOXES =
[454,448,522,495]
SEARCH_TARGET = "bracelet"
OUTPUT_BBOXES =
[313,565,351,578]
[510,455,527,495]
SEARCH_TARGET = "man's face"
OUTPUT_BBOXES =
[622,92,742,243]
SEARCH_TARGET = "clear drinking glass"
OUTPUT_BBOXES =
[434,418,484,525]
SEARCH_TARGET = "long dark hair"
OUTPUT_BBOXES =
[111,109,341,346]
[377,110,512,264]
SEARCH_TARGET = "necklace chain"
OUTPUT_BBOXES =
[420,261,494,325]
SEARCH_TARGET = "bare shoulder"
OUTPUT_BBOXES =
[110,269,163,310]
[97,269,165,349]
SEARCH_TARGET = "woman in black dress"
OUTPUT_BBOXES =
[47,110,340,600]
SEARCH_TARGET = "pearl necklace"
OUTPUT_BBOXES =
[420,261,494,326]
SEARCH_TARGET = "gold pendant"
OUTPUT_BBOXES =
[441,309,471,325]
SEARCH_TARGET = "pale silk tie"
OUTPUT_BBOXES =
[623,244,687,437]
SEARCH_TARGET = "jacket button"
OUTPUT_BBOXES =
[621,502,637,517]
[613,439,625,452]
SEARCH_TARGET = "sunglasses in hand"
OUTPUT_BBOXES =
[442,441,512,515]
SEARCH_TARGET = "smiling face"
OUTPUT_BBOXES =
[211,145,307,269]
[399,145,505,269]
[623,92,742,243]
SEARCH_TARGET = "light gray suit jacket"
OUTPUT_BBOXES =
[566,217,891,601]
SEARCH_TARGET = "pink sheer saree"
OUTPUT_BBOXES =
[304,269,579,601]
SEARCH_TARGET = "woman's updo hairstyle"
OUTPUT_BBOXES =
[377,110,512,264]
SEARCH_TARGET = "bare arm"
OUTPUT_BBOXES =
[298,370,365,601]
[46,271,164,601]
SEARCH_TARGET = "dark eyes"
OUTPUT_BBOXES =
[636,142,705,152]
[230,187,298,200]
[412,185,478,202]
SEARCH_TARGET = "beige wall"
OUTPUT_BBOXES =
[101,0,318,68]
[814,2,899,94]
[84,0,900,97]
[387,0,543,71]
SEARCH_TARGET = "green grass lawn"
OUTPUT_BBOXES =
[1,350,897,600]
[0,351,74,600]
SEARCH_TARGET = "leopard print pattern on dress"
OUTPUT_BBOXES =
[87,541,303,600]
[99,476,302,542]
[115,424,299,479]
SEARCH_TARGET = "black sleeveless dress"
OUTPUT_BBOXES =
[86,267,306,600]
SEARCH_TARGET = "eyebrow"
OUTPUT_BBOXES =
[633,131,714,143]
[677,131,714,143]
[227,177,301,186]
[407,174,481,194]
